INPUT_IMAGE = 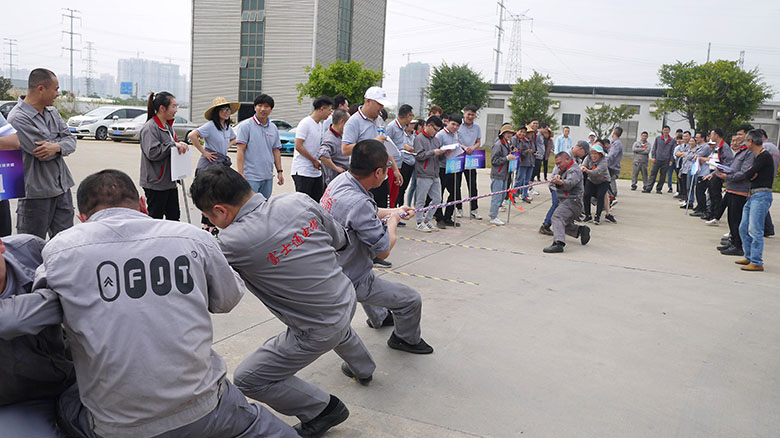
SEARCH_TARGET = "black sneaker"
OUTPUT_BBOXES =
[387,332,434,354]
[443,219,460,227]
[373,257,392,268]
[579,226,591,245]
[294,395,350,438]
[341,362,372,386]
[539,224,553,236]
[594,216,601,225]
[366,312,394,329]
[642,189,651,193]
[720,246,744,256]
[583,215,593,223]
[605,214,616,224]
[668,188,673,193]
[631,185,637,191]
[543,241,565,253]
[436,220,447,229]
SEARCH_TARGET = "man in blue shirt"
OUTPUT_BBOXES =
[236,94,284,198]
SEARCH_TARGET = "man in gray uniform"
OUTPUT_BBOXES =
[3,169,295,438]
[191,165,376,438]
[607,127,624,201]
[0,234,75,438]
[319,108,351,185]
[322,139,434,354]
[7,68,76,238]
[543,152,591,253]
[643,125,674,193]
[631,131,650,190]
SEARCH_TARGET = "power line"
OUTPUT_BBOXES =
[504,9,533,83]
[62,8,81,95]
[3,38,18,81]
[83,41,96,96]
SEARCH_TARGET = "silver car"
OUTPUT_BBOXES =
[67,106,146,140]
[108,115,200,144]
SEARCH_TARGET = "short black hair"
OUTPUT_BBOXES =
[694,131,705,138]
[348,103,360,115]
[540,122,549,129]
[555,151,572,159]
[528,118,539,124]
[663,125,671,130]
[350,139,388,178]
[313,95,334,110]
[676,134,683,140]
[28,68,56,90]
[426,115,443,128]
[711,127,724,138]
[77,169,139,216]
[254,94,275,108]
[398,104,413,118]
[641,131,648,135]
[683,130,691,136]
[334,94,348,108]
[190,165,253,212]
[448,114,462,125]
[735,124,754,134]
[759,128,768,139]
[613,126,623,137]
[462,104,478,113]
[332,108,349,126]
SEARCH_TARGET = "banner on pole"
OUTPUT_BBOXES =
[0,150,25,201]
[508,157,519,172]
[445,155,465,174]
[464,150,486,169]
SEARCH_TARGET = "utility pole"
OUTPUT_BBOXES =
[62,8,81,96]
[706,42,711,62]
[504,10,533,83]
[738,50,745,69]
[493,0,506,84]
[402,53,413,64]
[83,41,96,96]
[3,38,17,82]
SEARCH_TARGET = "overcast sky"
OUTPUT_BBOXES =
[4,0,779,105]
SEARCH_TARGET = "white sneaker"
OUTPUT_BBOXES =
[489,217,505,226]
[723,232,730,238]
[470,210,483,220]
[455,209,463,218]
[679,200,687,206]
[416,222,432,232]
[499,205,507,212]
[426,221,439,232]
[705,218,719,226]
[531,189,540,196]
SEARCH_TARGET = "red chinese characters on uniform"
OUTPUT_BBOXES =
[291,233,304,247]
[267,218,316,265]
[301,226,311,238]
[267,251,280,266]
[281,243,293,256]
[319,189,334,213]
[309,218,318,231]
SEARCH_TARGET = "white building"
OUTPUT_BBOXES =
[191,0,387,125]
[398,62,429,111]
[476,84,780,152]
[117,58,188,103]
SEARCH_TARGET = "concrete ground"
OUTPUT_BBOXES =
[22,139,780,437]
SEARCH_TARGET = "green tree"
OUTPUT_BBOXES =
[427,63,490,115]
[296,60,383,105]
[584,104,638,139]
[508,71,558,130]
[0,76,12,100]
[655,60,772,135]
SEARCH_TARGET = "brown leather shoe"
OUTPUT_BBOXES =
[735,258,750,265]
[741,263,764,271]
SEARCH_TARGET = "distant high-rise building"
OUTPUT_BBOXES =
[117,58,188,104]
[398,62,429,113]
[190,0,387,124]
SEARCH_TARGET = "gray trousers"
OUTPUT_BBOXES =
[356,272,423,345]
[632,160,648,187]
[234,310,375,422]
[609,170,619,197]
[552,198,582,244]
[16,190,74,239]
[0,399,63,438]
[415,177,442,224]
[56,379,297,438]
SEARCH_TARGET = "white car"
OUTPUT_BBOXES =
[67,106,146,140]
[108,114,146,142]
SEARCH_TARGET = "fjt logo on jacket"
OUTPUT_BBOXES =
[96,255,194,301]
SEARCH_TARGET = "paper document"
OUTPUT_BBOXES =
[441,143,464,157]
[170,147,193,181]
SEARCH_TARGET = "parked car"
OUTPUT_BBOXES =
[0,100,17,119]
[272,119,293,131]
[279,127,296,155]
[67,106,146,140]
[108,115,199,144]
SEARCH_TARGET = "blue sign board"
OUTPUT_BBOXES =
[0,150,25,201]
[120,82,133,95]
[445,155,465,174]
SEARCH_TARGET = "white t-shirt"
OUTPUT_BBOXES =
[292,115,323,177]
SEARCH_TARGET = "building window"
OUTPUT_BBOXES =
[488,98,504,109]
[625,104,640,116]
[754,109,774,119]
[562,113,580,126]
[620,120,639,153]
[240,1,265,103]
[337,0,353,61]
[486,114,504,140]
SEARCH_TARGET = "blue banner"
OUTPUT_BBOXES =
[464,150,486,169]
[508,157,519,172]
[0,150,25,201]
[120,82,133,95]
[445,155,465,174]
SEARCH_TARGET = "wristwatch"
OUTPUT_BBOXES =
[277,169,283,173]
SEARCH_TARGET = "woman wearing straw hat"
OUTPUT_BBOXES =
[488,123,517,225]
[188,97,239,233]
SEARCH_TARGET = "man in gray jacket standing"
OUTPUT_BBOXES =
[7,69,76,239]
[643,125,674,193]
[6,169,296,438]
[631,131,650,190]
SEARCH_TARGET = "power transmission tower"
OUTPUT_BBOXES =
[3,38,18,81]
[62,8,81,96]
[83,41,96,96]
[738,50,745,69]
[504,10,533,83]
[493,0,506,84]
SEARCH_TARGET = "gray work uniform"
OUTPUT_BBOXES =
[632,140,650,186]
[29,208,294,438]
[551,163,584,244]
[342,106,379,154]
[386,119,414,167]
[323,172,423,344]
[217,193,375,422]
[319,127,350,185]
[607,138,623,196]
[7,99,76,239]
[139,116,178,191]
[413,132,443,224]
[512,136,535,167]
[0,235,74,438]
